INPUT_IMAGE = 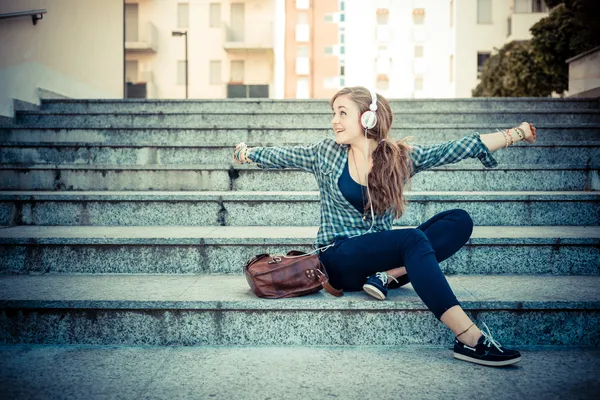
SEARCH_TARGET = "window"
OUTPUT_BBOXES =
[340,65,345,76]
[177,61,186,85]
[449,54,454,83]
[376,75,389,90]
[296,0,309,9]
[377,12,389,25]
[297,78,309,99]
[324,14,333,22]
[296,24,309,41]
[477,52,491,78]
[298,11,308,24]
[230,60,244,83]
[515,0,530,13]
[340,13,345,22]
[477,0,492,24]
[412,9,425,24]
[414,77,423,91]
[297,45,308,57]
[210,60,221,85]
[296,57,309,74]
[340,45,345,55]
[340,33,345,44]
[324,46,333,55]
[209,3,221,28]
[414,45,423,58]
[533,0,548,12]
[177,3,189,28]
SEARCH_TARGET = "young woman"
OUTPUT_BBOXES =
[233,86,537,367]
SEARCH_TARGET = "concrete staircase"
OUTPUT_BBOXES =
[0,98,599,350]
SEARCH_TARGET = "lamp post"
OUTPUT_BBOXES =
[172,30,188,99]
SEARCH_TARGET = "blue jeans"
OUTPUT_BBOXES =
[318,209,473,321]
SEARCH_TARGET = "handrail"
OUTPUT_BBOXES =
[0,9,47,25]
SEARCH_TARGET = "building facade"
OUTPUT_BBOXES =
[344,0,550,99]
[125,0,279,99]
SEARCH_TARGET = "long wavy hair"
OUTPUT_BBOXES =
[330,87,414,219]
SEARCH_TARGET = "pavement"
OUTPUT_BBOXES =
[1,344,599,400]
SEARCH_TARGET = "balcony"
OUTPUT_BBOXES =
[507,11,548,41]
[125,21,158,53]
[223,21,273,52]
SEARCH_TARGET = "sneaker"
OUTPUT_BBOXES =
[453,321,522,367]
[363,272,398,300]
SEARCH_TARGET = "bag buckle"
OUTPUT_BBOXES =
[268,256,282,264]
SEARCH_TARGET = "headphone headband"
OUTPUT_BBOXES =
[368,88,378,112]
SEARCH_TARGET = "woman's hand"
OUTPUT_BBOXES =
[233,142,249,164]
[518,122,537,144]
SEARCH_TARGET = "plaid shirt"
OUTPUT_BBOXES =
[247,132,498,249]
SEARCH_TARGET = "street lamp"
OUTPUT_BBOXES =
[172,30,188,99]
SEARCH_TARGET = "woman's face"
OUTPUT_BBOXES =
[331,94,364,146]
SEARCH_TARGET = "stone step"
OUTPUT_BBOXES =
[1,226,598,275]
[39,97,600,113]
[1,345,599,400]
[0,163,596,191]
[0,274,598,346]
[1,141,597,167]
[2,126,598,145]
[1,191,598,227]
[8,110,600,128]
[0,344,600,400]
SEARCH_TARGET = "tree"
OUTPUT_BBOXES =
[472,41,554,97]
[473,0,600,97]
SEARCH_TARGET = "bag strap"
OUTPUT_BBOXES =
[317,270,343,297]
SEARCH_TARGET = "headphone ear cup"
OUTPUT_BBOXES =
[360,111,377,130]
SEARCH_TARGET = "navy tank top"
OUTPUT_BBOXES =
[338,157,367,214]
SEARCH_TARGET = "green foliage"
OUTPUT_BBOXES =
[474,0,600,97]
[472,41,554,97]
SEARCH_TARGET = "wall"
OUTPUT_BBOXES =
[0,0,123,117]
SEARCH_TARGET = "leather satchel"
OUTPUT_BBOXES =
[244,250,343,299]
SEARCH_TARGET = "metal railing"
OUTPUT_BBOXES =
[0,9,47,25]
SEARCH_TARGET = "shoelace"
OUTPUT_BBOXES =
[480,321,504,353]
[375,272,399,286]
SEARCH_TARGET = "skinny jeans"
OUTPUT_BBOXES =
[318,209,473,320]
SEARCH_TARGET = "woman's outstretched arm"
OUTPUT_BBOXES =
[479,122,537,152]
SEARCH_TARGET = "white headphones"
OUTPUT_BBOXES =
[360,88,378,130]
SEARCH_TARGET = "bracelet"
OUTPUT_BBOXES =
[506,129,514,146]
[514,127,525,141]
[234,145,250,164]
[457,322,475,337]
[501,130,510,148]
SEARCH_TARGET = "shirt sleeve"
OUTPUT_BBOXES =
[408,132,498,176]
[246,140,324,173]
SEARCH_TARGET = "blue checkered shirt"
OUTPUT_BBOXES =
[247,133,498,249]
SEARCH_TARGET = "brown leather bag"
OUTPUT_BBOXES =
[244,250,343,299]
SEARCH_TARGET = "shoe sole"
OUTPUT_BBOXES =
[363,284,386,300]
[453,352,521,367]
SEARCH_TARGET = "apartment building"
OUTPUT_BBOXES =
[344,0,549,99]
[453,0,549,97]
[285,0,343,99]
[125,0,280,99]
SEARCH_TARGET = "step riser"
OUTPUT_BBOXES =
[0,308,597,346]
[2,243,597,275]
[3,128,598,145]
[1,146,598,166]
[12,113,600,128]
[0,169,593,191]
[2,200,598,226]
[39,99,600,113]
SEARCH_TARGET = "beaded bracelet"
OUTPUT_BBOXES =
[506,129,515,146]
[234,145,251,164]
[501,130,510,148]
[514,127,525,141]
